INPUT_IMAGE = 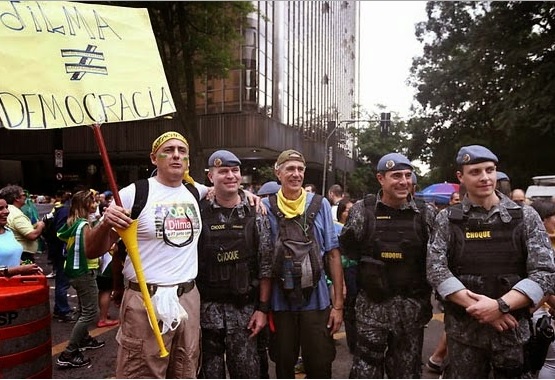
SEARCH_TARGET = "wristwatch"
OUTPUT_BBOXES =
[0,265,9,277]
[496,298,510,314]
[256,301,270,314]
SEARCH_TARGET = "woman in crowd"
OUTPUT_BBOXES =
[0,191,43,276]
[335,197,356,354]
[55,190,105,369]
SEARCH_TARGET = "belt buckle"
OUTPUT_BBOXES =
[176,281,194,297]
[177,286,185,298]
[147,283,157,297]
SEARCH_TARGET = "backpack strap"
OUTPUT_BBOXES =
[363,194,377,243]
[268,194,284,219]
[131,180,199,221]
[415,201,429,241]
[131,178,149,220]
[268,193,323,223]
[305,194,323,226]
[185,182,200,204]
[447,203,465,223]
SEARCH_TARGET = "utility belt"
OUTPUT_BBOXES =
[200,287,256,306]
[357,256,428,303]
[128,280,195,297]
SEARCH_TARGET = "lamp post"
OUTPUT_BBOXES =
[322,119,363,196]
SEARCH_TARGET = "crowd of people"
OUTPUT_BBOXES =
[2,134,555,379]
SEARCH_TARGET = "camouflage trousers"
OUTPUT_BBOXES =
[199,302,260,378]
[445,325,524,378]
[349,291,431,379]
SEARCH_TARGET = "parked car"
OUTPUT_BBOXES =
[526,175,555,200]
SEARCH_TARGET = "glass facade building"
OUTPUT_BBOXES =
[195,1,359,188]
[0,1,359,193]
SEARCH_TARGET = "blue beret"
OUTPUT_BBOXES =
[258,181,280,196]
[411,172,417,184]
[496,171,510,181]
[377,153,413,172]
[208,150,241,167]
[456,145,498,165]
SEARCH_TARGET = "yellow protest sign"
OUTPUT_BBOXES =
[0,1,175,129]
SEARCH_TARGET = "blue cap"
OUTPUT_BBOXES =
[208,150,241,167]
[103,190,112,197]
[456,145,498,165]
[377,153,413,172]
[257,181,280,196]
[496,171,510,181]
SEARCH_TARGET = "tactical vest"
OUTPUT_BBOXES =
[447,204,527,299]
[197,198,259,304]
[358,198,431,301]
[269,194,324,306]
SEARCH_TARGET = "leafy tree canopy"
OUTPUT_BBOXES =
[346,105,417,198]
[409,1,555,188]
[99,1,256,177]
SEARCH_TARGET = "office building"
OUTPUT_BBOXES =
[0,1,359,194]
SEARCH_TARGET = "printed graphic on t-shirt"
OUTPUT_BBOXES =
[154,201,200,241]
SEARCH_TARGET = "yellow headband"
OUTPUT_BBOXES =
[151,131,195,185]
[151,131,189,154]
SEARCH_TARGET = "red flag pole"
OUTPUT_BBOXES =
[89,123,122,207]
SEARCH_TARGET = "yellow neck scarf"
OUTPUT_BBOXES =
[277,188,307,218]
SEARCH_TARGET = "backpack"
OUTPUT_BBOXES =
[42,204,67,253]
[268,194,324,305]
[116,179,200,261]
[41,208,58,244]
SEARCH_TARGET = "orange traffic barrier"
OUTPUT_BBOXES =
[0,275,52,379]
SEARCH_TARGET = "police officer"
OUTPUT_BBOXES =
[197,150,274,379]
[340,152,437,378]
[427,145,555,378]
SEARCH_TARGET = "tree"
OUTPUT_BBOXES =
[409,2,555,188]
[345,105,416,198]
[104,2,256,178]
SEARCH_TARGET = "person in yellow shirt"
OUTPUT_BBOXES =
[1,185,45,263]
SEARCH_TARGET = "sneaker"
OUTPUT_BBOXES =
[78,336,105,351]
[426,357,445,374]
[45,271,56,279]
[53,312,77,323]
[56,350,91,368]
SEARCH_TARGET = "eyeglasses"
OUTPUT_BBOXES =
[19,193,26,197]
[161,210,194,248]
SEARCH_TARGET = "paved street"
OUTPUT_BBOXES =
[34,252,444,379]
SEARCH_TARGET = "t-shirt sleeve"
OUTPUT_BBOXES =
[194,182,209,200]
[12,212,34,236]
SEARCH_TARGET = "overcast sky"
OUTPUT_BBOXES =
[358,1,428,119]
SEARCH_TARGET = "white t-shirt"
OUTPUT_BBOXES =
[331,204,339,222]
[118,178,208,285]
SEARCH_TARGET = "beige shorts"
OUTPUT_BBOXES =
[115,285,201,378]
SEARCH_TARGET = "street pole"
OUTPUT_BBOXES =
[322,121,339,195]
[322,119,369,196]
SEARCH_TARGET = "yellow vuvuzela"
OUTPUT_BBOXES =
[116,220,169,358]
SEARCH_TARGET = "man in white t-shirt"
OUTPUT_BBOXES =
[327,184,344,222]
[86,131,209,378]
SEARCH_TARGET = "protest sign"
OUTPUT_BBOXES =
[0,1,175,129]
